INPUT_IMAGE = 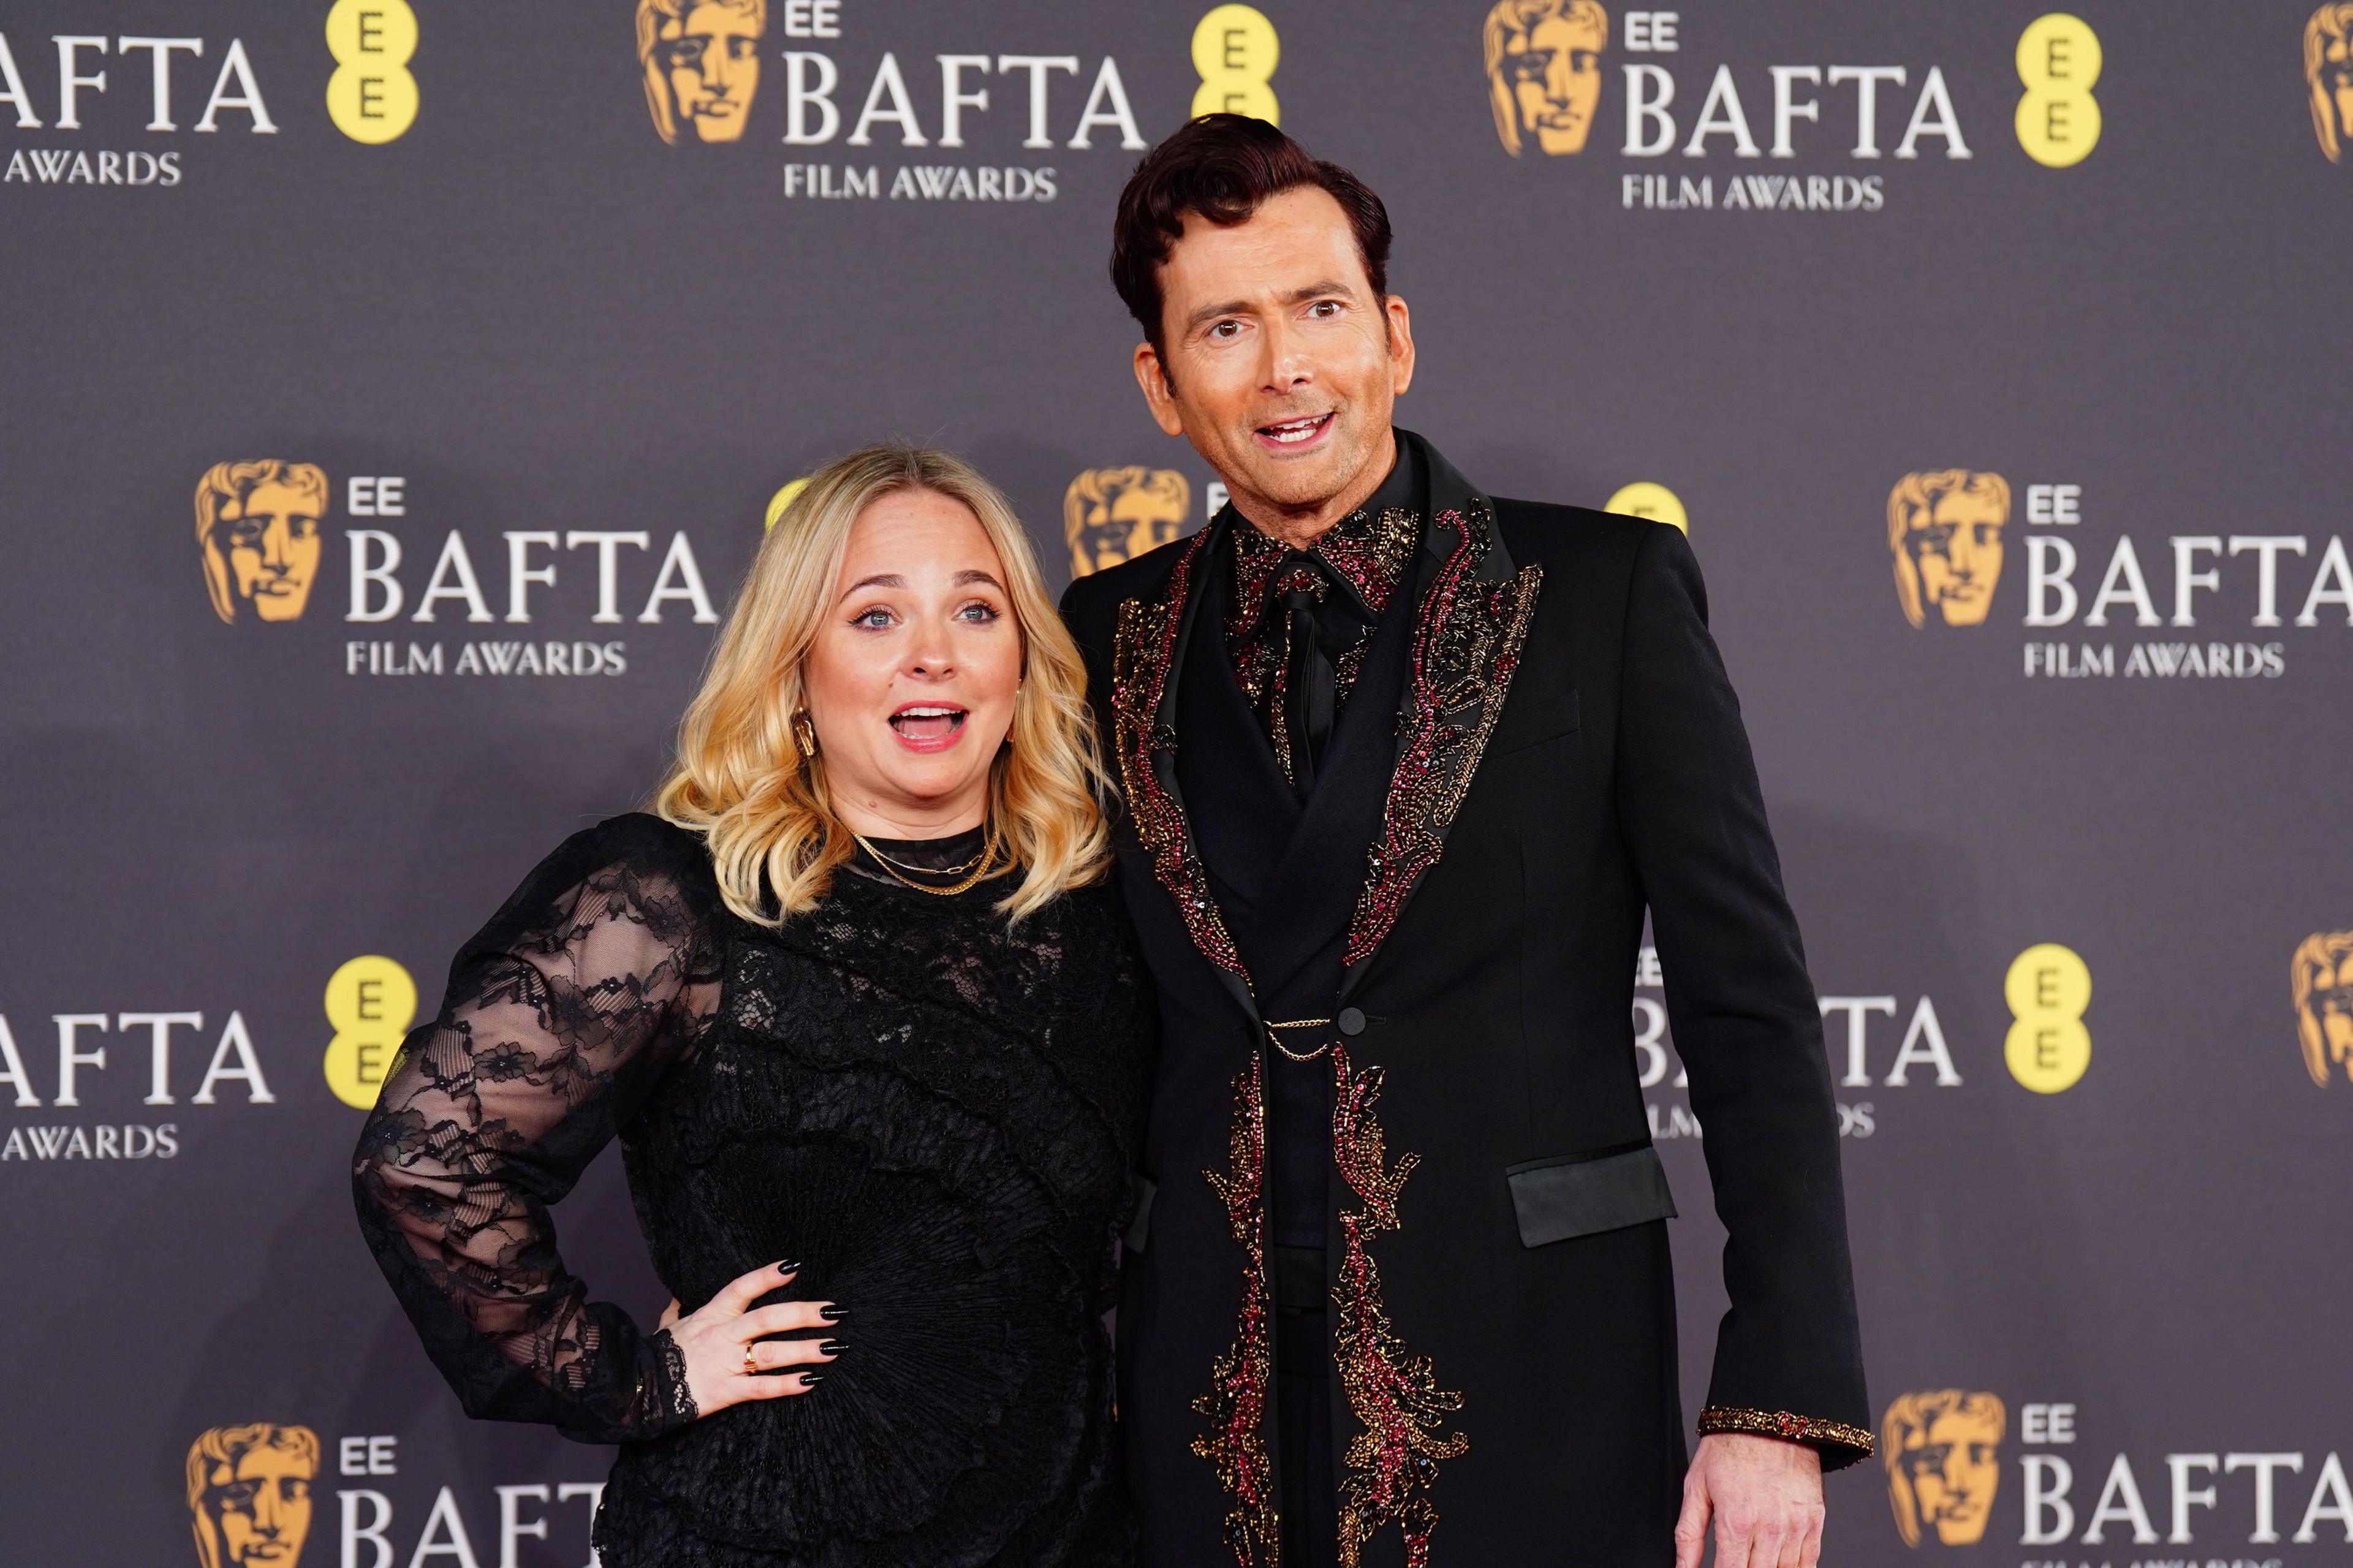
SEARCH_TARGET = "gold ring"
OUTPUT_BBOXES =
[743,1343,758,1376]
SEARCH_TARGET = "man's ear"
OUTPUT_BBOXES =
[1385,295,1417,399]
[1133,343,1186,437]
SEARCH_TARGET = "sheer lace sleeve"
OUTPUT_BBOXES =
[352,814,722,1444]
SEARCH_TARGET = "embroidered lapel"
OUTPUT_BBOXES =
[1109,442,1542,1009]
[1341,488,1543,985]
[1109,518,1257,1014]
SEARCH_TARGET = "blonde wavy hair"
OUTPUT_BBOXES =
[656,444,1109,925]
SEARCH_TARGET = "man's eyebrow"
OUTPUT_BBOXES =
[1184,298,1256,333]
[1181,280,1357,335]
[838,573,904,601]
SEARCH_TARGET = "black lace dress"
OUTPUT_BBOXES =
[352,812,1154,1566]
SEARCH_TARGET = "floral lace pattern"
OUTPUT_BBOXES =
[353,813,1152,1566]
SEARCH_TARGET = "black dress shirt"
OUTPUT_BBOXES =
[1224,442,1423,795]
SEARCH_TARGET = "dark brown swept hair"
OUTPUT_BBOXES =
[1110,113,1393,359]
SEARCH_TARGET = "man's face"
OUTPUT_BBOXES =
[1137,186,1413,525]
[1906,490,2006,626]
[661,5,760,142]
[1501,15,1605,153]
[1897,1411,2002,1543]
[216,479,323,621]
[205,1447,313,1565]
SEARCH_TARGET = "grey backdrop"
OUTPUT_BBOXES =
[4,1,2350,1561]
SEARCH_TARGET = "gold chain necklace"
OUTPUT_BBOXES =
[851,825,1002,896]
[858,836,985,878]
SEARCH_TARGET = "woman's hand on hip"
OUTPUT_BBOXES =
[660,1262,841,1416]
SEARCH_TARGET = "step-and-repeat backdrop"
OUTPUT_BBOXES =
[4,2,2349,1561]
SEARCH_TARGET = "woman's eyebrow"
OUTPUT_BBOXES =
[836,573,904,602]
[954,569,1006,591]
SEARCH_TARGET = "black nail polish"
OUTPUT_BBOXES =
[819,1306,848,1321]
[799,1371,826,1387]
[777,1260,803,1274]
[819,1340,847,1355]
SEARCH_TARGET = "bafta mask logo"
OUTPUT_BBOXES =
[2307,6,2353,162]
[1889,471,2010,629]
[1064,466,1191,578]
[1884,1390,2005,1547]
[1485,0,1608,156]
[187,1424,319,1567]
[2293,930,2353,1086]
[638,0,765,145]
[196,461,329,624]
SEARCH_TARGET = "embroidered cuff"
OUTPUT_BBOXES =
[1697,1404,1874,1460]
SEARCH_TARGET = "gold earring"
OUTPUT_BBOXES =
[792,710,819,760]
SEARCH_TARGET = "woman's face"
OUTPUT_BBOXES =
[801,488,1021,835]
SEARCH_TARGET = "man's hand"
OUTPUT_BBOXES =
[1674,1433,1824,1568]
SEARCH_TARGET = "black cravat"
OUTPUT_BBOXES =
[1276,569,1338,800]
[1226,451,1420,799]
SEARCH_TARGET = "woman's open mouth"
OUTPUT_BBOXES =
[889,703,969,752]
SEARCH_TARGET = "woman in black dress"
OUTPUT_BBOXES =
[352,444,1153,1566]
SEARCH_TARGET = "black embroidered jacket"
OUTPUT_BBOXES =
[1061,433,1870,1568]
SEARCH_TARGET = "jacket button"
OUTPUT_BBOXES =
[1336,1007,1366,1036]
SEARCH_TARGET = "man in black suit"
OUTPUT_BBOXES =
[1062,116,1869,1568]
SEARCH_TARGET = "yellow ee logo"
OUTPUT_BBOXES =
[1605,482,1688,534]
[2004,942,2091,1093]
[324,955,417,1109]
[1193,5,1279,126]
[766,477,812,532]
[2015,14,2100,168]
[327,0,419,145]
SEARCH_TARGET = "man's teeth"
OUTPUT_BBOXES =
[1263,417,1325,444]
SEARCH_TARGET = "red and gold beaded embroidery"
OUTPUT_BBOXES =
[1226,507,1423,792]
[1697,1404,1875,1458]
[1155,494,1531,1564]
[1315,505,1420,613]
[1226,523,1287,654]
[1330,1042,1468,1568]
[1110,532,1248,979]
[1191,1053,1281,1567]
[1345,499,1542,968]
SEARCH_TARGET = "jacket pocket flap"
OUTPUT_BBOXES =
[1498,689,1580,752]
[1506,1145,1677,1248]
